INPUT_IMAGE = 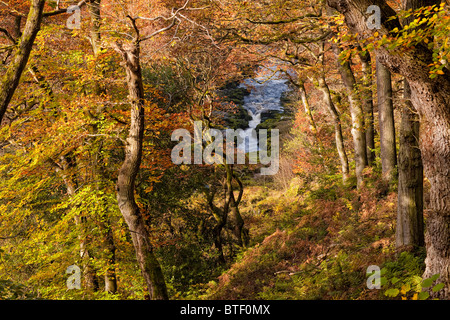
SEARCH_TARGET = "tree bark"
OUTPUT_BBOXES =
[225,165,248,248]
[114,41,168,300]
[395,0,430,253]
[0,0,45,124]
[358,49,376,165]
[87,0,102,56]
[396,79,424,251]
[298,81,320,140]
[327,0,450,300]
[55,155,99,291]
[334,45,368,188]
[317,75,350,182]
[206,183,228,264]
[376,57,397,183]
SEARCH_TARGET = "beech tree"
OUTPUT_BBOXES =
[376,57,397,183]
[334,43,368,187]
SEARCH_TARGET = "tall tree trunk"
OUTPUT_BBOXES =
[86,0,117,293]
[103,221,117,293]
[114,41,168,300]
[87,0,102,56]
[396,80,424,251]
[334,45,368,188]
[395,0,429,253]
[358,49,376,165]
[0,0,45,124]
[298,81,320,140]
[376,57,397,183]
[317,75,350,182]
[55,155,99,291]
[328,0,450,299]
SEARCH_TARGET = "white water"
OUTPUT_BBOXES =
[237,68,289,153]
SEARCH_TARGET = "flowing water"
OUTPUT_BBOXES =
[237,69,289,153]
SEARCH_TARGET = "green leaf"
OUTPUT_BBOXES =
[432,283,444,292]
[421,278,434,288]
[391,277,400,284]
[385,288,399,297]
[418,291,430,300]
[430,274,440,282]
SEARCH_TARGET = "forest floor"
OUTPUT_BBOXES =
[195,173,427,300]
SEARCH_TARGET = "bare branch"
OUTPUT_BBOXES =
[245,12,321,25]
[139,18,179,42]
[42,0,87,17]
[0,28,15,43]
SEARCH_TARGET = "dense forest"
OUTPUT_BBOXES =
[0,0,449,301]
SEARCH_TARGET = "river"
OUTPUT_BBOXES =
[237,67,289,153]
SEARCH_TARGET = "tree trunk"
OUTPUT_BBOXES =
[317,75,350,182]
[206,184,227,264]
[328,0,450,300]
[358,49,376,165]
[396,79,424,251]
[86,0,117,293]
[87,0,102,56]
[334,45,368,188]
[55,155,99,291]
[103,222,117,294]
[114,41,168,300]
[395,0,430,253]
[298,81,320,140]
[376,57,397,183]
[0,0,45,124]
[225,165,248,247]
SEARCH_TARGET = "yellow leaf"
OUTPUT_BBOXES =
[401,284,410,294]
[412,293,418,300]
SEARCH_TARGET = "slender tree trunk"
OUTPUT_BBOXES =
[213,220,226,264]
[317,75,350,182]
[114,41,168,300]
[328,0,450,300]
[87,0,102,56]
[207,185,227,264]
[358,49,376,165]
[0,0,45,124]
[334,45,368,188]
[225,165,248,247]
[103,222,117,293]
[376,57,397,183]
[396,80,424,251]
[86,0,117,293]
[55,155,99,291]
[298,81,320,140]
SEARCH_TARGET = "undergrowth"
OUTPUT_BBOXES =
[193,169,429,300]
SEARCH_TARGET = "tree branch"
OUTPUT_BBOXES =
[42,0,87,17]
[245,12,322,25]
[0,28,15,43]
